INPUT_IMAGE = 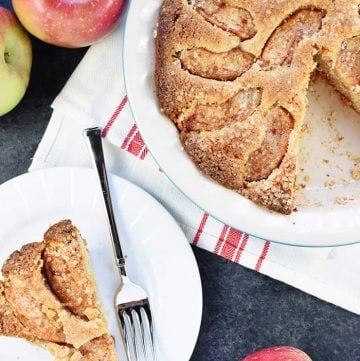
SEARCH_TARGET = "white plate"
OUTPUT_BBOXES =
[123,0,360,247]
[0,167,202,361]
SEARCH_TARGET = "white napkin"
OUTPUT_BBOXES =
[30,21,360,315]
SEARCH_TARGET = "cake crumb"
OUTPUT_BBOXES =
[301,122,311,134]
[324,180,336,188]
[351,167,360,181]
[327,110,336,128]
[334,197,355,205]
[347,152,360,163]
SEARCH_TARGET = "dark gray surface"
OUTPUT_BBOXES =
[1,2,360,361]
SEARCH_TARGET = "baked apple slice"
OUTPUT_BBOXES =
[179,47,254,81]
[261,9,325,68]
[191,0,256,40]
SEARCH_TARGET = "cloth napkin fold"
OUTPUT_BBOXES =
[30,20,360,315]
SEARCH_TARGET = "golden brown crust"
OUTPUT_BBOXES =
[0,281,35,341]
[0,220,119,360]
[155,0,360,214]
[43,220,99,319]
[79,335,118,361]
[181,111,265,189]
[155,0,242,124]
[2,242,67,344]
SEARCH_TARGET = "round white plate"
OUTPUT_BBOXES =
[123,0,360,247]
[0,167,202,361]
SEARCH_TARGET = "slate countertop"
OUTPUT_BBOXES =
[0,2,359,360]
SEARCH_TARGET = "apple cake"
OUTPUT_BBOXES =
[0,220,119,361]
[155,0,360,214]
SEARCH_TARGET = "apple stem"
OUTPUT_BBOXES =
[4,51,10,64]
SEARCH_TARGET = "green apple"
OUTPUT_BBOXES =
[0,7,32,116]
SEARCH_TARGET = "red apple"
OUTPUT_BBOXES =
[0,7,32,116]
[242,346,312,361]
[12,0,126,48]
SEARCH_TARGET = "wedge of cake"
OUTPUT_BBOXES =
[155,0,360,214]
[317,1,360,113]
[0,220,119,361]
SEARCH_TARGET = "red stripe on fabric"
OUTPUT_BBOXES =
[127,131,144,156]
[234,233,249,263]
[220,228,243,261]
[140,147,148,160]
[121,124,137,150]
[101,95,128,138]
[255,241,271,272]
[214,225,229,255]
[121,125,148,159]
[192,214,209,246]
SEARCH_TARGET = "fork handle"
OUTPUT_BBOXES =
[83,127,127,276]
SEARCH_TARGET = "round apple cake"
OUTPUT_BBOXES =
[155,0,360,214]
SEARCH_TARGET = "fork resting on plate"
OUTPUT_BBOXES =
[84,127,156,361]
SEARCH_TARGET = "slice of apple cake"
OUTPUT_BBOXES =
[0,220,119,361]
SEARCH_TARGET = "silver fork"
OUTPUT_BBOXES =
[83,127,156,361]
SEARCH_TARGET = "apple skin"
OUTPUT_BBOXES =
[242,346,312,361]
[0,7,32,116]
[12,0,126,48]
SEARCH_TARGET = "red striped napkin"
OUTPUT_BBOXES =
[30,21,360,315]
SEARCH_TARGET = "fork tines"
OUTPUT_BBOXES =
[118,300,155,361]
